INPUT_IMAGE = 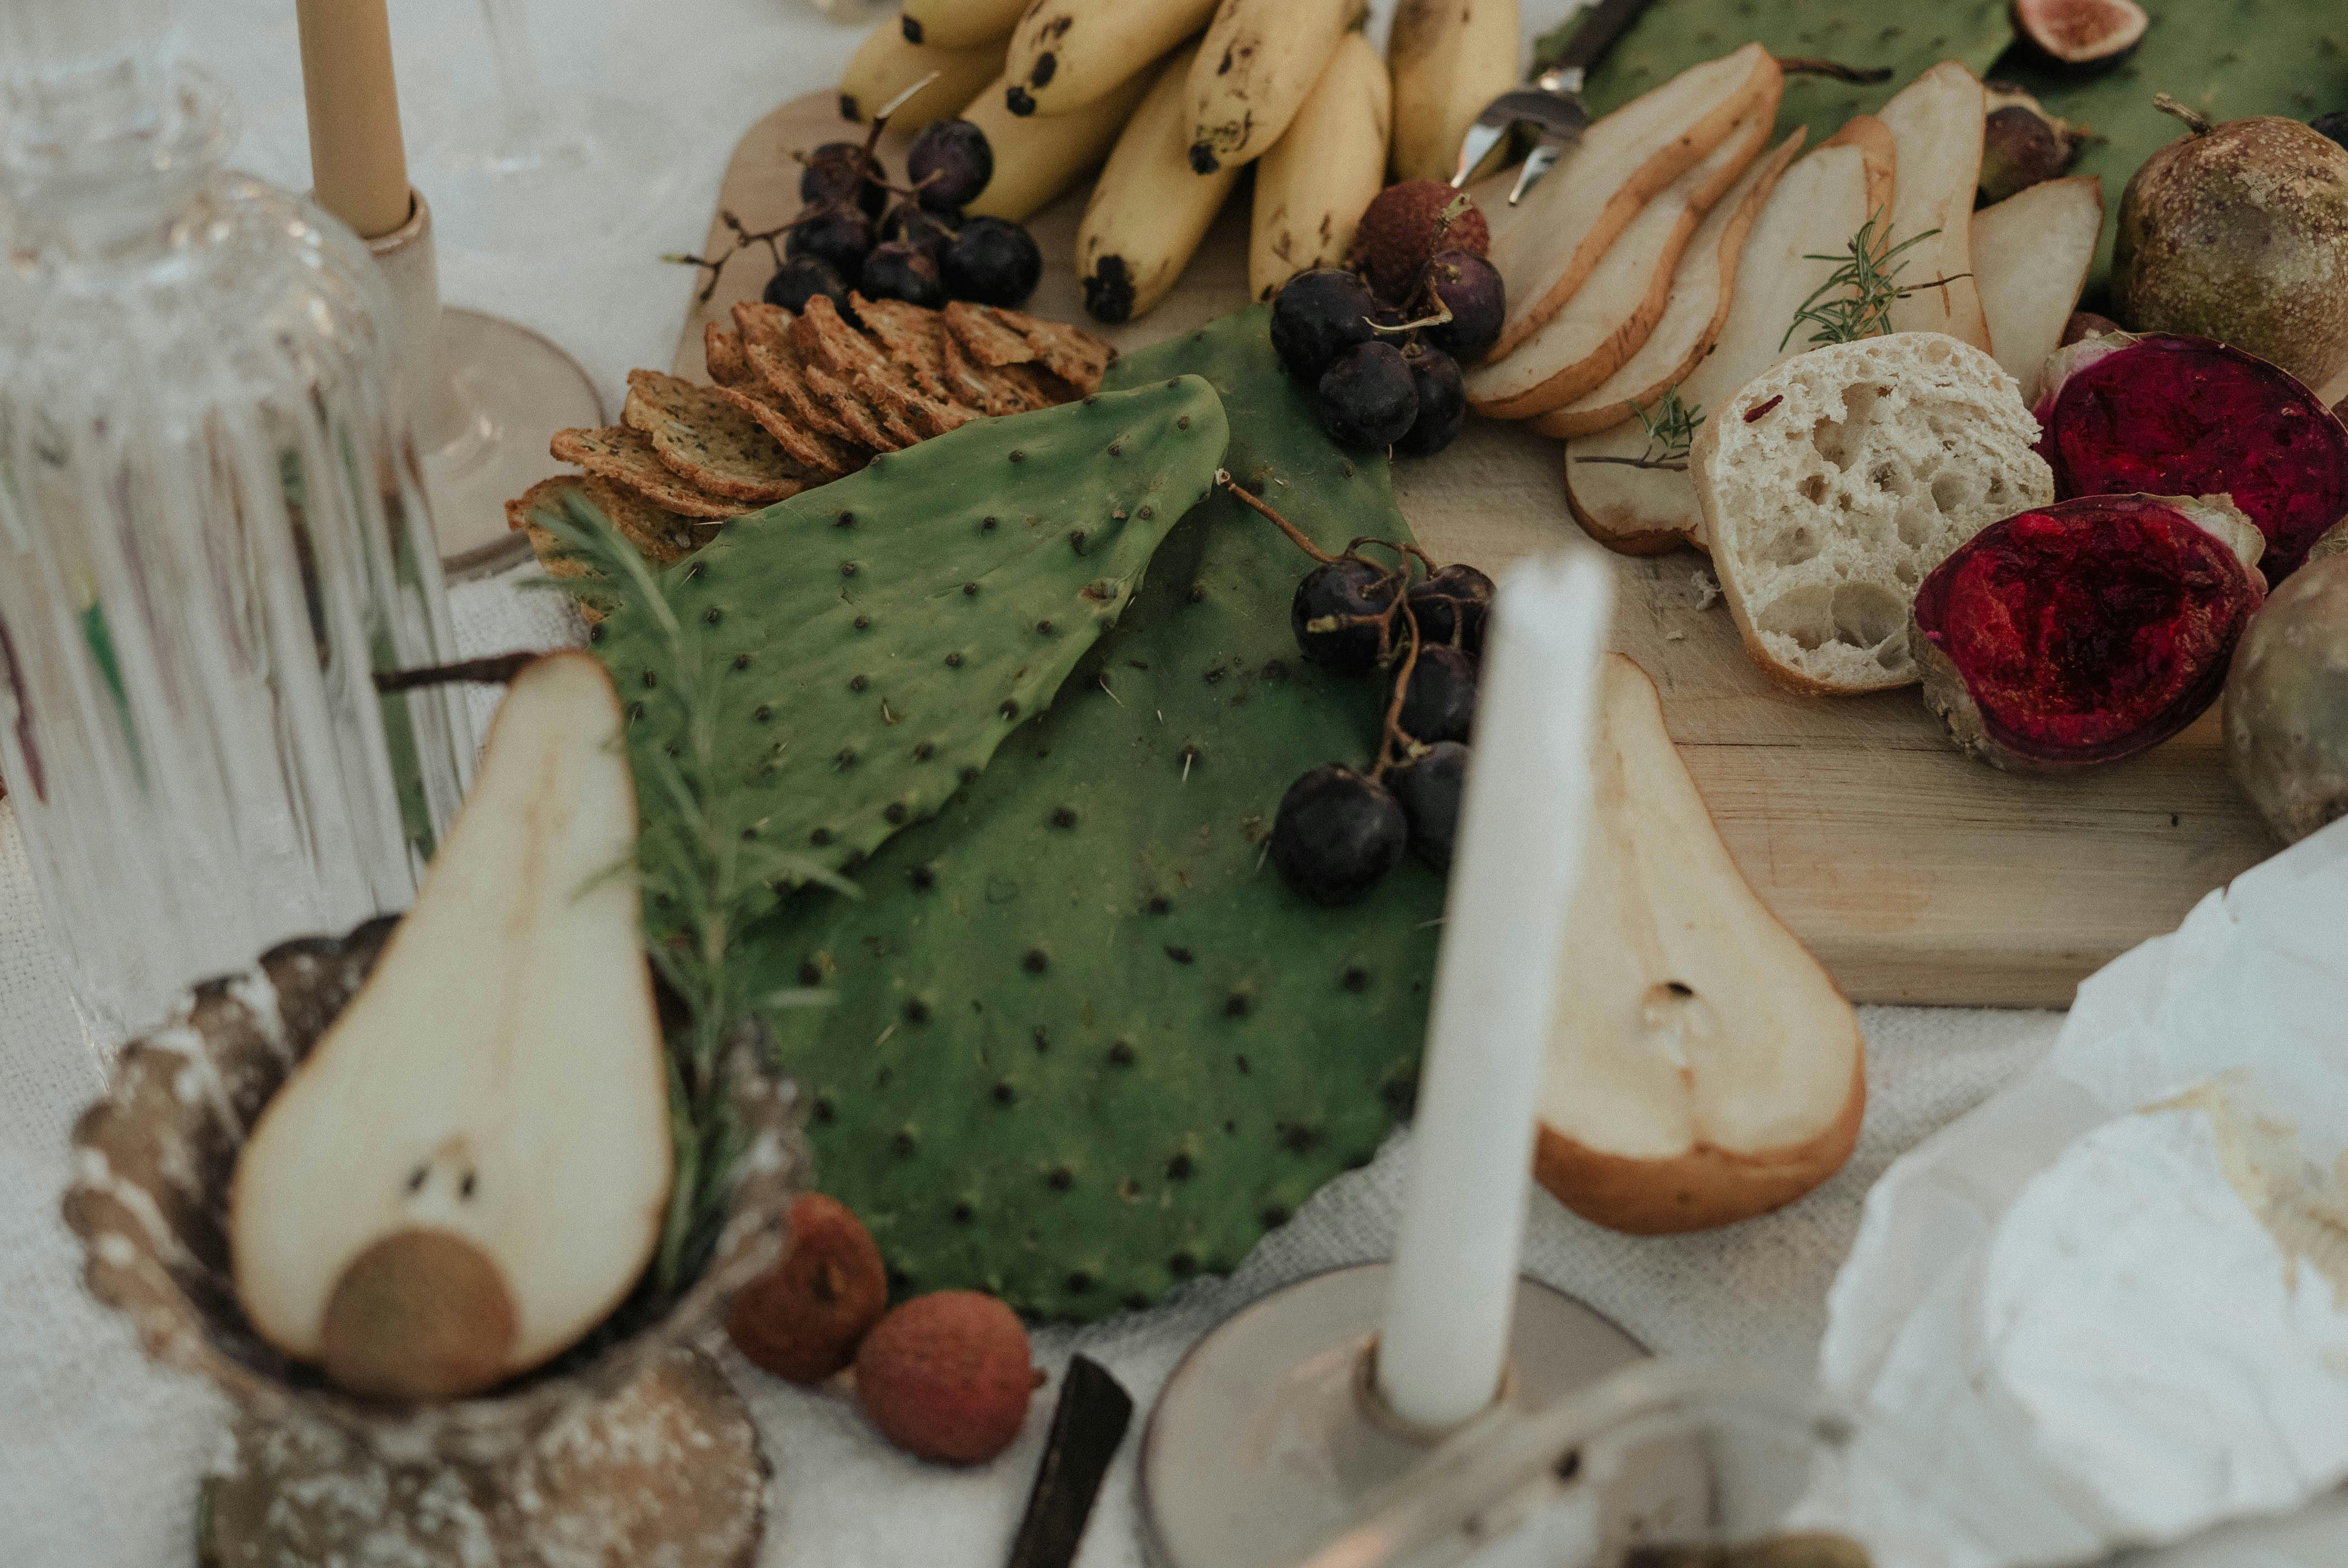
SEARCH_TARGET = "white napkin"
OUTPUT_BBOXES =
[1816,817,2348,1566]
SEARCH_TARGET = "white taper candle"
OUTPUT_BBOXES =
[1376,551,1613,1430]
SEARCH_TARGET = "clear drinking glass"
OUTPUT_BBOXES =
[0,5,475,1045]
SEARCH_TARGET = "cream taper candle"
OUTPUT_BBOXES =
[295,0,412,239]
[1376,551,1613,1431]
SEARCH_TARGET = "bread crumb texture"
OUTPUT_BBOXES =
[1695,332,2052,692]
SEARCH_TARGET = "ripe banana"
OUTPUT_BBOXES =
[838,24,1004,131]
[899,0,1029,50]
[962,62,1156,223]
[1249,33,1391,300]
[1002,0,1219,117]
[1076,43,1241,322]
[1185,0,1362,173]
[1388,0,1520,183]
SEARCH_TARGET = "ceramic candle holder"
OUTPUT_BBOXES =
[61,916,806,1567]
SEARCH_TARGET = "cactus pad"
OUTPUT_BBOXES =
[571,374,1231,908]
[745,309,1445,1321]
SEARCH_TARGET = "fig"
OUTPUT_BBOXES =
[1979,86,2089,203]
[2112,100,2348,391]
[1912,494,2268,772]
[2013,0,2147,69]
[2033,331,2348,581]
[2225,554,2348,843]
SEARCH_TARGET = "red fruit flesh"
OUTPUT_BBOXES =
[1914,496,2266,768]
[725,1193,888,1384]
[2014,0,2148,64]
[855,1290,1039,1464]
[2035,333,2348,580]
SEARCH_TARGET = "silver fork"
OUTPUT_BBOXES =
[1450,0,1659,203]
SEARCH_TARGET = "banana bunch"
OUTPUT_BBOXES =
[899,0,1028,50]
[1003,0,1222,117]
[839,24,1004,129]
[1388,0,1520,183]
[1075,43,1239,322]
[1186,0,1362,172]
[961,65,1156,223]
[1249,33,1389,300]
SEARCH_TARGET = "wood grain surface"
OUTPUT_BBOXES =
[671,93,2276,1007]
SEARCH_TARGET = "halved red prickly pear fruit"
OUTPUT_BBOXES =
[1912,494,2268,772]
[2033,331,2348,580]
[2014,0,2148,68]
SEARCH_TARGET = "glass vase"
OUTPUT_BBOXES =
[0,5,474,1045]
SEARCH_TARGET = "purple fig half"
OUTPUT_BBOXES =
[1913,494,2268,772]
[2032,331,2348,580]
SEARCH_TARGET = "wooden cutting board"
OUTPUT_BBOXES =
[668,92,2275,1008]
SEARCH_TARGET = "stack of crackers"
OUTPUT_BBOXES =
[505,297,1115,591]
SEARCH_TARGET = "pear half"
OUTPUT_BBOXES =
[230,652,672,1399]
[1537,656,1862,1234]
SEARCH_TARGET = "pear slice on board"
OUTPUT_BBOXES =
[1819,113,1897,219]
[1875,61,1992,351]
[1532,130,1804,440]
[1564,139,1878,555]
[1465,112,1770,420]
[1973,176,2104,405]
[1482,44,1782,360]
[230,652,672,1400]
[1537,655,1863,1235]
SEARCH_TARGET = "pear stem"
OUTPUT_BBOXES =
[2153,94,2214,136]
[372,651,542,692]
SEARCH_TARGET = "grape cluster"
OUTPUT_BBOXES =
[765,120,1043,316]
[1220,477,1495,905]
[1268,239,1502,461]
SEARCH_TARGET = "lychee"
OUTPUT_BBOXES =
[854,1290,1042,1463]
[1349,180,1491,306]
[725,1193,887,1384]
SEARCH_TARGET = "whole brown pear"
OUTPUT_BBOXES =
[2113,97,2348,389]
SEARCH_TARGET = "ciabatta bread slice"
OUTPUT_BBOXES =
[1692,332,2052,694]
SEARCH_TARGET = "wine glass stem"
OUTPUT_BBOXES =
[479,0,547,152]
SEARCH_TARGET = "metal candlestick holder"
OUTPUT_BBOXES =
[1137,1262,1648,1568]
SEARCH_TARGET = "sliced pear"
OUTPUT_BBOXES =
[1971,175,2104,404]
[1466,113,1769,420]
[1818,113,1897,219]
[1875,61,1992,350]
[230,652,672,1400]
[1533,130,1804,441]
[1564,140,1876,555]
[1538,655,1863,1235]
[1484,44,1783,360]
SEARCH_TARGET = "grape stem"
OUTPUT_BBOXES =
[1370,603,1425,782]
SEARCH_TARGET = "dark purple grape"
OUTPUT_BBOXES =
[859,241,945,308]
[1317,341,1418,449]
[1423,250,1503,360]
[943,215,1042,306]
[1270,268,1379,381]
[881,202,957,261]
[786,208,873,277]
[907,119,995,211]
[1291,556,1399,674]
[1393,644,1476,744]
[802,142,888,220]
[1394,343,1464,457]
[1388,741,1468,870]
[763,256,851,315]
[1270,764,1407,905]
[1407,563,1494,655]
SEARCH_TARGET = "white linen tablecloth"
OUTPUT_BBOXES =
[0,1,2146,1561]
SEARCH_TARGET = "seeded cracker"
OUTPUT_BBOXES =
[704,323,753,387]
[850,295,972,410]
[984,303,1115,393]
[550,426,743,519]
[622,369,802,503]
[795,295,974,440]
[734,301,897,452]
[713,378,857,481]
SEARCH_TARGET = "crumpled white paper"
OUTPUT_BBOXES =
[1816,816,2348,1567]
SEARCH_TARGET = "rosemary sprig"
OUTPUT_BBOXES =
[1779,213,1962,350]
[532,501,852,1298]
[1573,385,1704,472]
